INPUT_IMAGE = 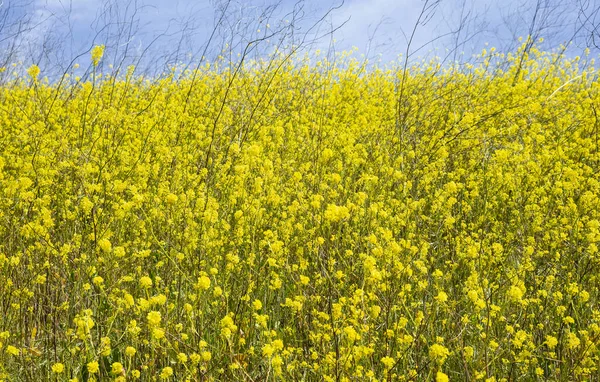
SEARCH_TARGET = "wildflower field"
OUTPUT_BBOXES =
[0,44,599,381]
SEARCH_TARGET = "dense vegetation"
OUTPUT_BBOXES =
[0,44,599,381]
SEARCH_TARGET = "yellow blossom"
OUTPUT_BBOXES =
[160,366,173,379]
[87,361,99,374]
[91,45,105,66]
[429,344,450,364]
[51,363,64,373]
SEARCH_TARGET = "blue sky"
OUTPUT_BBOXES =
[4,0,598,75]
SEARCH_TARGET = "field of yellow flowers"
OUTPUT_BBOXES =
[0,44,599,381]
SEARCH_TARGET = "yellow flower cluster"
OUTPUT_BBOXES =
[0,42,598,381]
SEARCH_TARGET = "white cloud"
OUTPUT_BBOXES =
[317,0,444,62]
